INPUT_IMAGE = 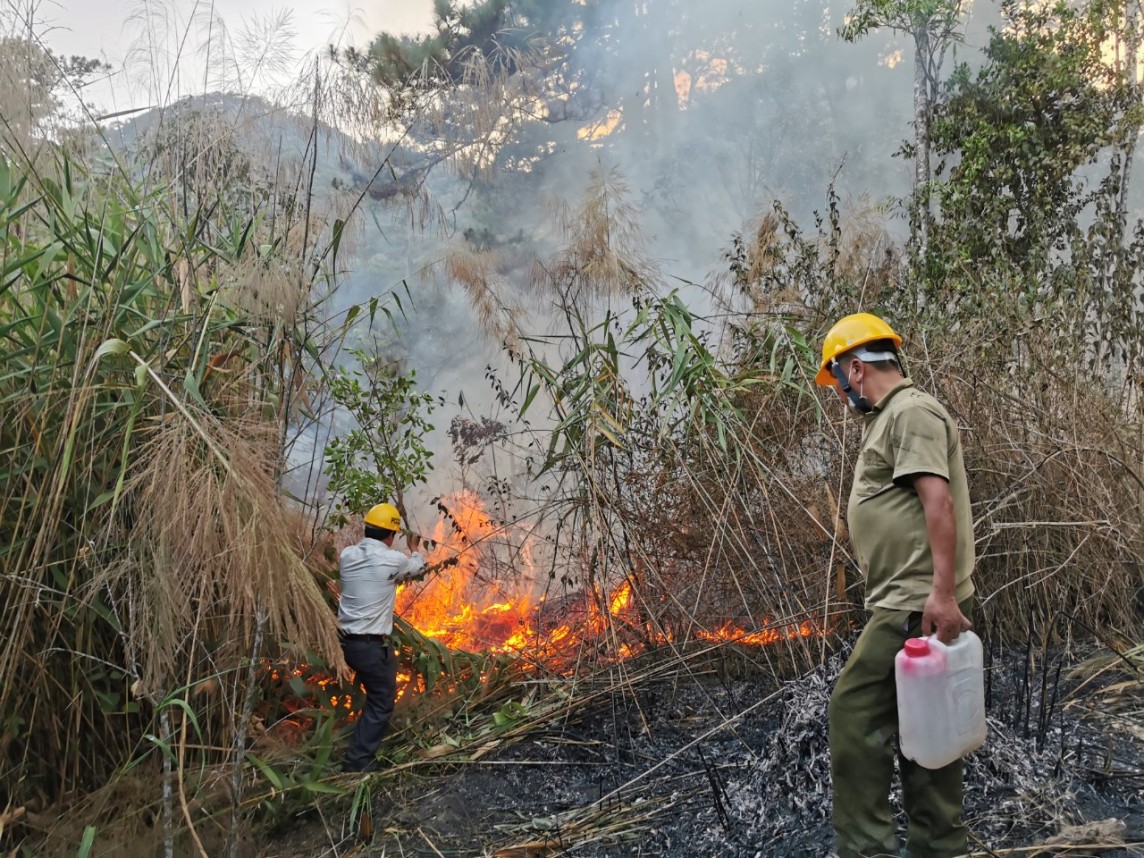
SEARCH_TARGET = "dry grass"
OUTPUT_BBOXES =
[447,244,527,348]
[0,32,360,848]
[537,165,661,303]
[100,415,342,700]
[496,178,1143,692]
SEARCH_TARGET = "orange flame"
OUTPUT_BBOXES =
[395,492,820,661]
[396,491,536,652]
[267,662,355,711]
[264,493,824,740]
[696,619,818,648]
[609,581,632,615]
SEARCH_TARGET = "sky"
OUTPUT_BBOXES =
[32,0,434,116]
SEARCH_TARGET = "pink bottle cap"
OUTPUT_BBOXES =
[903,638,930,657]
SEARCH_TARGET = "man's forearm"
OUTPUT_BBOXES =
[915,475,957,597]
[395,552,427,582]
[927,516,957,597]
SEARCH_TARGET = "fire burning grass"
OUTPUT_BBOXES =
[398,491,821,660]
[261,492,823,745]
[254,495,1142,857]
[394,540,818,666]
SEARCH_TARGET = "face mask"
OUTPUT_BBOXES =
[831,360,872,414]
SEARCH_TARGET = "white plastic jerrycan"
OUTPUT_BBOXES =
[895,631,986,769]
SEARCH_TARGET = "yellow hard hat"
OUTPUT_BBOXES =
[363,502,402,531]
[815,312,903,386]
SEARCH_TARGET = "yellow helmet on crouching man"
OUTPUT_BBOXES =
[363,502,402,532]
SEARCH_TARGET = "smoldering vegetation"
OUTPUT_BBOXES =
[305,641,1140,856]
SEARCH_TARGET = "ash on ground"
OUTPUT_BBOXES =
[330,641,1142,857]
[690,643,1142,856]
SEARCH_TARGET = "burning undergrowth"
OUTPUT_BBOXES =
[330,490,822,673]
[253,488,824,761]
[260,487,1141,856]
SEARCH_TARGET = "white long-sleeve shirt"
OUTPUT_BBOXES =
[337,538,426,636]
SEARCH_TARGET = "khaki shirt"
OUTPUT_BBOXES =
[847,379,975,610]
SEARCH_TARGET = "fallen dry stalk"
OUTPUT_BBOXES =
[969,844,1144,856]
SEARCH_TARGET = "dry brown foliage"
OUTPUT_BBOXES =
[721,205,1143,645]
[528,192,1143,677]
[536,165,661,301]
[101,414,342,699]
[916,334,1144,640]
[446,243,527,347]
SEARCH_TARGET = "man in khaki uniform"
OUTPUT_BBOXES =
[815,313,975,858]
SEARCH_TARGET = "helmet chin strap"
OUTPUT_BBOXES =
[831,360,872,414]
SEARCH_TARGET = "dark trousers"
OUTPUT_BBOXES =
[829,602,974,858]
[342,638,398,772]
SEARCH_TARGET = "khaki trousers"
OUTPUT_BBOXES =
[829,602,973,858]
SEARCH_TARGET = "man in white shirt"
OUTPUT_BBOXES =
[338,502,426,773]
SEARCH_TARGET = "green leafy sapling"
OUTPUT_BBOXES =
[323,349,437,529]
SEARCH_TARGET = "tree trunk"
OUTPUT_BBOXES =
[913,25,931,254]
[1114,2,1140,240]
[1103,1,1141,381]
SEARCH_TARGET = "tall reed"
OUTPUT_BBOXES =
[0,128,351,847]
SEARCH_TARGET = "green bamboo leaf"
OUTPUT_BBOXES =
[531,362,558,386]
[94,338,131,360]
[88,489,119,510]
[247,754,285,790]
[236,218,254,256]
[1,247,47,294]
[349,781,371,826]
[301,780,344,794]
[36,241,65,273]
[141,734,176,764]
[4,197,39,223]
[183,369,205,407]
[330,218,346,265]
[106,388,145,519]
[129,318,170,337]
[520,383,541,417]
[157,696,202,738]
[76,825,97,858]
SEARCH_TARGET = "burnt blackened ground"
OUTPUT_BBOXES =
[293,642,1143,857]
